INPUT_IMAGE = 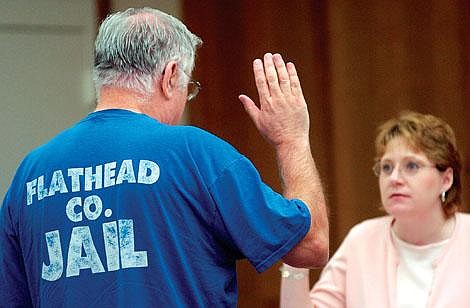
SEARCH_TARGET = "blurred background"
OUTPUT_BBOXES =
[0,1,468,306]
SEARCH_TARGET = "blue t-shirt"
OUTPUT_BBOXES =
[0,109,310,307]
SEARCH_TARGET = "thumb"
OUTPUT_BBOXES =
[238,94,260,124]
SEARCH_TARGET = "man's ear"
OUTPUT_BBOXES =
[160,61,179,99]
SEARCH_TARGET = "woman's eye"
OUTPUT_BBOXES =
[381,163,393,174]
[406,161,419,171]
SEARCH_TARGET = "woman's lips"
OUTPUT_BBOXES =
[389,193,410,199]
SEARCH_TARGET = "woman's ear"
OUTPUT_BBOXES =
[160,61,179,99]
[442,167,454,192]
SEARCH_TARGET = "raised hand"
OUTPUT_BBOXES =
[239,53,329,269]
[238,53,310,148]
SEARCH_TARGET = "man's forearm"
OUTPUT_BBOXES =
[238,53,329,266]
[276,139,329,267]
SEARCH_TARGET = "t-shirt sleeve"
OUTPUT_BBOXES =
[208,157,311,273]
[0,189,33,307]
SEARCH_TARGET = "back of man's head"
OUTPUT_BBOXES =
[93,7,202,97]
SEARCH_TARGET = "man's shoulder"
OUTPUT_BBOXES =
[175,125,222,140]
[176,125,240,155]
[172,125,216,139]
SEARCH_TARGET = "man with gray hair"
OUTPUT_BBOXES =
[0,7,328,307]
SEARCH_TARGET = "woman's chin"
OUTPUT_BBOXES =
[384,202,413,217]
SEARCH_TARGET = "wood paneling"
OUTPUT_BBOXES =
[183,1,333,307]
[183,1,469,307]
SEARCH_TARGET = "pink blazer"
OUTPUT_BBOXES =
[299,213,470,307]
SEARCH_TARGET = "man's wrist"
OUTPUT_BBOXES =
[274,137,311,154]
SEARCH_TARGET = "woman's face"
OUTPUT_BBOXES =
[378,137,453,220]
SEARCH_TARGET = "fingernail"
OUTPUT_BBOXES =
[273,54,283,62]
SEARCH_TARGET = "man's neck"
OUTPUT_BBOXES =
[95,87,150,113]
[95,86,182,125]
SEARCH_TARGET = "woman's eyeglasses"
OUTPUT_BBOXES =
[373,158,436,177]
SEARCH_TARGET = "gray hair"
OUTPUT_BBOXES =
[93,7,202,97]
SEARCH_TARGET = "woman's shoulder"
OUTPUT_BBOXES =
[457,212,470,218]
[456,212,470,227]
[335,216,392,254]
[347,216,392,239]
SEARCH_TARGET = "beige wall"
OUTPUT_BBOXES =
[0,0,182,198]
[0,1,96,198]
